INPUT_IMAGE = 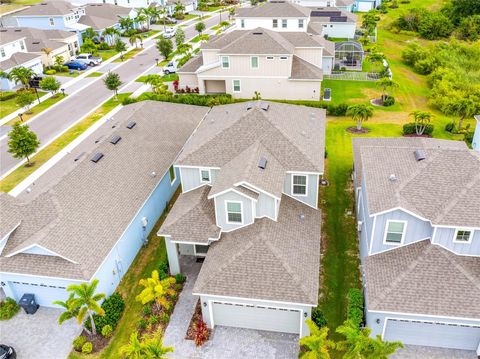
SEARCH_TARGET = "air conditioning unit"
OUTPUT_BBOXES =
[357,221,363,231]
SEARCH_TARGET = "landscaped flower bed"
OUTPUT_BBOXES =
[185,299,211,346]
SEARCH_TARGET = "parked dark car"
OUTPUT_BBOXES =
[0,345,16,359]
[64,61,88,71]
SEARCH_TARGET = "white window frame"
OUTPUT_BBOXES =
[453,228,473,244]
[221,56,229,69]
[0,48,5,58]
[199,168,211,183]
[232,79,241,93]
[49,17,55,26]
[383,220,408,245]
[250,56,259,69]
[225,200,243,225]
[282,19,287,28]
[298,19,304,29]
[272,19,278,28]
[291,174,308,197]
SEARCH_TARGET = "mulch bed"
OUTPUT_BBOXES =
[403,133,432,138]
[185,299,211,341]
[346,127,370,134]
[77,330,110,353]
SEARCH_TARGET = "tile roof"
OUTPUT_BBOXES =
[178,55,203,73]
[0,52,41,71]
[158,186,220,244]
[365,240,480,318]
[14,1,81,16]
[193,195,321,305]
[235,2,311,18]
[0,101,208,280]
[177,101,327,174]
[290,55,323,80]
[352,137,480,227]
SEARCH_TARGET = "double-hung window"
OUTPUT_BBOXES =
[221,56,229,69]
[454,229,472,243]
[292,175,307,196]
[226,201,242,224]
[282,19,287,28]
[251,56,258,69]
[232,79,241,92]
[273,19,278,28]
[298,19,304,29]
[49,17,55,26]
[384,220,406,244]
[200,169,210,182]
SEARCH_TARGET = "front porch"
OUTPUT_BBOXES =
[165,239,209,275]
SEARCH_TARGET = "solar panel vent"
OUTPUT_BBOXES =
[110,135,121,145]
[126,121,136,129]
[91,152,104,163]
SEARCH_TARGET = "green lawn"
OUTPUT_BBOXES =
[0,93,130,193]
[0,90,46,120]
[190,34,209,43]
[68,191,179,359]
[181,14,199,21]
[86,72,103,78]
[113,48,143,62]
[0,0,41,14]
[97,50,118,62]
[3,93,66,126]
[55,70,81,78]
[135,73,178,83]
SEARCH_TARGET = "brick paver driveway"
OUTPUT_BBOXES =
[0,306,80,359]
[392,345,477,359]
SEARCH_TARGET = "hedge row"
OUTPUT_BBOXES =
[347,288,364,326]
[271,99,349,116]
[87,292,125,332]
[123,93,243,107]
[0,93,16,102]
[402,122,434,136]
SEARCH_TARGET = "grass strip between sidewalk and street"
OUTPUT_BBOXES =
[0,93,130,193]
[2,93,65,126]
[86,72,104,78]
[113,48,144,63]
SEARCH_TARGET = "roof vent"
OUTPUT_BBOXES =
[14,29,22,32]
[414,149,426,161]
[126,121,136,129]
[258,157,267,170]
[389,174,397,182]
[110,135,121,145]
[74,152,85,162]
[299,214,305,220]
[246,102,253,111]
[90,152,104,163]
[260,102,269,111]
[252,32,263,35]
[32,41,40,44]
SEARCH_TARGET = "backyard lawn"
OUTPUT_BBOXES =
[0,93,130,192]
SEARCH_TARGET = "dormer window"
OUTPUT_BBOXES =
[226,201,243,224]
[384,220,407,244]
[200,168,210,182]
[454,229,472,243]
[292,174,307,196]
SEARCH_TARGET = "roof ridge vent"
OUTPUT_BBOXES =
[389,174,397,182]
[258,157,267,170]
[246,102,253,111]
[91,152,104,163]
[252,31,263,35]
[260,102,269,111]
[414,149,426,161]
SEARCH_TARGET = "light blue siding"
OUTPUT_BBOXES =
[283,173,318,208]
[256,192,276,219]
[370,209,432,255]
[214,190,254,232]
[433,228,480,256]
[358,176,374,259]
[16,15,67,30]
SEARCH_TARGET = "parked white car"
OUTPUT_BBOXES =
[163,61,177,74]
[75,53,102,66]
[163,27,177,39]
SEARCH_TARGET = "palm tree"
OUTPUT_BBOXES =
[120,332,146,358]
[410,110,433,136]
[174,1,185,17]
[376,77,398,102]
[368,335,403,359]
[41,47,53,67]
[156,6,168,32]
[7,66,35,89]
[129,34,142,48]
[103,27,120,46]
[346,104,374,131]
[299,319,335,359]
[336,320,373,359]
[143,334,174,358]
[139,7,155,30]
[53,293,79,325]
[82,27,97,41]
[119,16,134,32]
[136,270,176,311]
[136,14,148,30]
[67,279,105,335]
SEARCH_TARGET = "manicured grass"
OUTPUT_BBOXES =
[135,73,178,83]
[86,71,104,78]
[113,47,143,62]
[0,0,41,14]
[3,94,67,126]
[0,93,130,193]
[140,29,161,38]
[180,14,199,21]
[206,5,225,11]
[190,34,209,43]
[55,70,81,78]
[0,91,46,120]
[68,191,179,359]
[97,49,118,62]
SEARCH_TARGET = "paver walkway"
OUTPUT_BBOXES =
[392,345,477,359]
[163,256,299,359]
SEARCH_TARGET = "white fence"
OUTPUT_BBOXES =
[325,71,382,81]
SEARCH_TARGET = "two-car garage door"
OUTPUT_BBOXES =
[211,301,301,334]
[7,281,68,307]
[384,319,480,350]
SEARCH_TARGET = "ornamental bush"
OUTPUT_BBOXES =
[73,335,87,351]
[81,342,93,354]
[347,288,364,326]
[383,95,395,107]
[0,298,20,320]
[311,307,327,328]
[0,92,16,101]
[101,324,113,338]
[88,292,125,332]
[44,69,57,75]
[402,122,434,136]
[175,273,186,284]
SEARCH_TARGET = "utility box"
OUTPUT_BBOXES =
[19,293,39,314]
[324,88,332,102]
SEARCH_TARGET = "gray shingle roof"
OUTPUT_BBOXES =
[178,55,203,73]
[365,240,480,318]
[177,101,327,173]
[158,186,220,244]
[309,7,357,23]
[193,195,321,305]
[0,193,21,241]
[78,4,132,30]
[290,55,323,80]
[352,137,480,227]
[235,2,311,18]
[0,101,208,280]
[14,1,80,16]
[0,52,41,71]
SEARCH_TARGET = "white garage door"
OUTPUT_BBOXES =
[384,319,480,350]
[211,301,301,334]
[8,281,68,307]
[357,1,373,11]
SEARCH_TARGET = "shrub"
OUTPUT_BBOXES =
[327,103,349,116]
[0,298,20,321]
[382,95,395,107]
[101,324,113,338]
[44,69,57,75]
[98,42,110,50]
[158,260,169,276]
[347,288,364,326]
[82,342,93,354]
[175,273,186,284]
[143,305,152,316]
[138,318,148,330]
[445,122,455,133]
[122,96,138,105]
[0,92,16,101]
[194,320,209,346]
[88,292,125,332]
[311,307,327,328]
[465,131,474,146]
[402,122,434,136]
[73,335,87,351]
[160,313,170,324]
[149,315,159,325]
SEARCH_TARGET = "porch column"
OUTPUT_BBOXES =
[165,238,180,275]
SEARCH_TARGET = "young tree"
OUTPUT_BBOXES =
[299,320,335,359]
[143,333,174,358]
[54,55,64,67]
[156,38,173,59]
[195,21,206,36]
[103,72,123,98]
[40,76,61,97]
[376,78,398,102]
[80,38,98,55]
[175,27,185,47]
[7,123,40,165]
[136,14,148,30]
[16,91,36,114]
[174,1,185,17]
[66,279,105,336]
[7,66,35,89]
[443,94,479,130]
[410,110,433,136]
[136,270,176,311]
[347,104,374,131]
[114,38,128,60]
[144,74,170,95]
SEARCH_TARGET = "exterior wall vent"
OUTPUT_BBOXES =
[91,152,104,163]
[258,157,267,169]
[110,135,121,145]
[414,149,426,161]
[126,121,136,129]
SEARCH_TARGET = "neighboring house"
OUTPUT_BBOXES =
[13,1,90,43]
[158,100,326,337]
[0,31,42,90]
[353,137,480,351]
[72,0,156,8]
[308,8,357,39]
[352,0,381,12]
[0,101,209,308]
[473,115,480,152]
[165,0,198,16]
[0,27,79,67]
[288,0,354,12]
[178,28,334,100]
